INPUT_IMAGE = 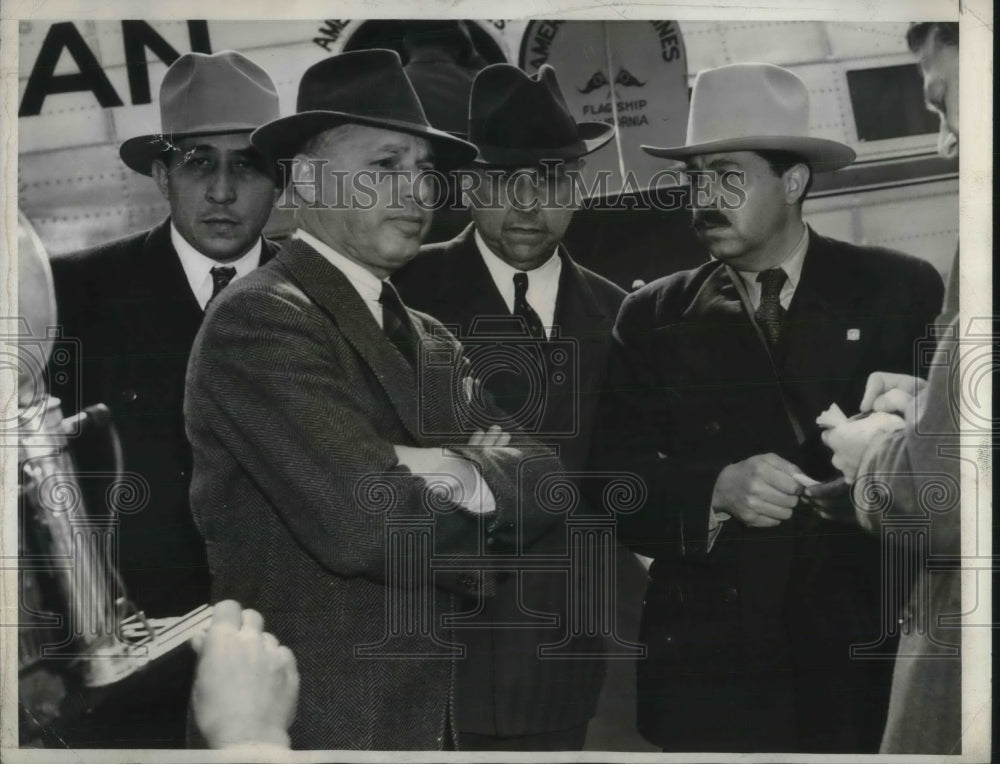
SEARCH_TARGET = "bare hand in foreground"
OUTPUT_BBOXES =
[191,600,298,750]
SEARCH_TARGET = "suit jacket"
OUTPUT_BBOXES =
[393,225,627,738]
[857,249,961,755]
[590,229,945,752]
[185,238,566,750]
[49,219,278,617]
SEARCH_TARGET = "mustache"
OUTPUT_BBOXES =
[578,70,609,94]
[691,210,730,229]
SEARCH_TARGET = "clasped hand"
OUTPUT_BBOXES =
[393,425,510,515]
[819,372,917,483]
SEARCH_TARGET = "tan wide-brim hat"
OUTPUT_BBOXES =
[642,63,856,173]
[119,50,280,176]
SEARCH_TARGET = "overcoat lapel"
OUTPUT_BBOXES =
[672,264,803,457]
[678,264,778,393]
[780,231,868,414]
[131,220,204,344]
[552,250,614,440]
[279,238,423,441]
[432,225,511,328]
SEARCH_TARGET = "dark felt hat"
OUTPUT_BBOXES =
[468,63,615,166]
[251,49,478,170]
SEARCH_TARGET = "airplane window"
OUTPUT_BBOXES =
[846,63,940,142]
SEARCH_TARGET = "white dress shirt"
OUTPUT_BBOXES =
[172,224,262,311]
[293,228,496,515]
[728,224,809,311]
[708,224,810,548]
[294,229,387,328]
[474,229,563,339]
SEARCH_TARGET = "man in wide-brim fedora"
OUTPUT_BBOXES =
[49,49,281,747]
[184,48,566,750]
[590,62,945,753]
[394,63,645,752]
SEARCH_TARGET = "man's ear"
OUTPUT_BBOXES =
[150,158,171,200]
[289,154,319,206]
[784,163,811,205]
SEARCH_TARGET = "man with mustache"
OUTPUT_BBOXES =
[48,50,281,746]
[185,50,565,749]
[394,64,634,751]
[590,63,944,752]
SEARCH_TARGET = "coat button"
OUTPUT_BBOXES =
[705,420,721,434]
[723,586,738,603]
[121,388,138,403]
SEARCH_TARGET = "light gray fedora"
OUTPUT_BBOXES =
[642,62,855,172]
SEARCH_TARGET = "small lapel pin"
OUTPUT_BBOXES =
[846,328,861,341]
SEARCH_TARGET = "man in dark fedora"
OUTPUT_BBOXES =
[590,62,944,752]
[48,50,281,746]
[401,20,493,246]
[185,49,566,750]
[393,63,642,751]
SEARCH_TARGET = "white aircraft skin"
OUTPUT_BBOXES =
[17,19,956,276]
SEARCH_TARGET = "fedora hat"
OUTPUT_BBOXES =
[468,64,615,166]
[251,49,478,171]
[119,50,280,176]
[642,63,855,172]
[403,21,491,137]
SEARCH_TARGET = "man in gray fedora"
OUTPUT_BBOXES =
[590,62,944,752]
[48,49,281,746]
[185,49,565,750]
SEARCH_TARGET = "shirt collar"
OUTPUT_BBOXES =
[473,228,561,287]
[733,224,809,291]
[293,228,386,304]
[171,222,262,283]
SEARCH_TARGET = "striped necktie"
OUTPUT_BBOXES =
[206,266,237,308]
[512,272,546,339]
[755,268,787,347]
[379,281,417,368]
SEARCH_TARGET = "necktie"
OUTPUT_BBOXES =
[207,266,237,308]
[379,281,418,368]
[755,268,787,347]
[512,272,546,339]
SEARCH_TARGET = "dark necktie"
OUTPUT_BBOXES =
[379,281,417,368]
[755,268,787,347]
[512,272,546,339]
[207,266,237,308]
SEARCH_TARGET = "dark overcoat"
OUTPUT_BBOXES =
[185,238,565,749]
[590,230,945,752]
[394,225,628,739]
